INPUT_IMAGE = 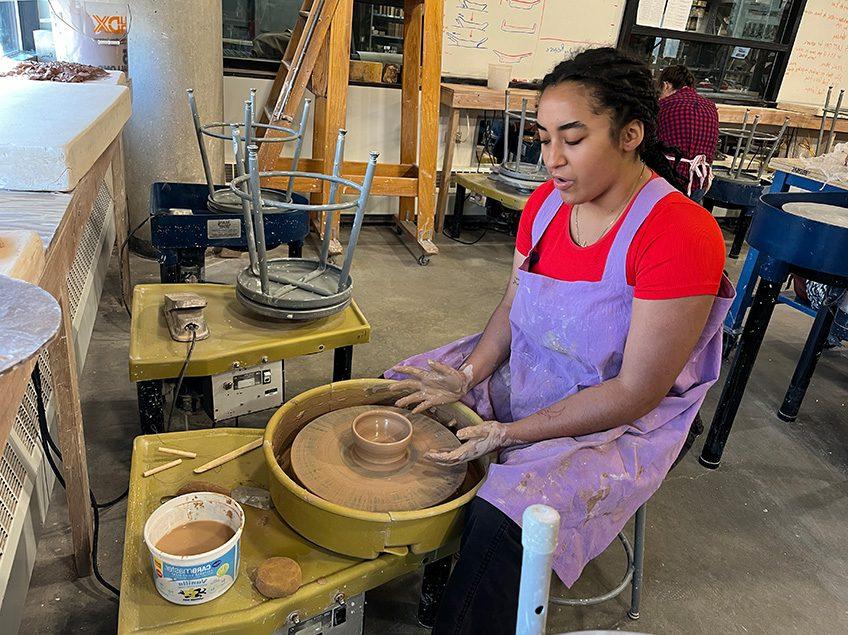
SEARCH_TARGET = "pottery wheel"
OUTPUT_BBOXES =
[290,406,467,512]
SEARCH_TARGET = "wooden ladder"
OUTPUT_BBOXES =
[256,0,341,165]
[258,0,443,263]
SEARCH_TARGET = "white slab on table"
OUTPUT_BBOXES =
[0,189,73,248]
[0,78,130,191]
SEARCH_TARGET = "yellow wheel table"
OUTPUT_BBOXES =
[118,428,461,634]
[129,284,371,432]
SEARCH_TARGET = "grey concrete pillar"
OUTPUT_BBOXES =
[124,0,224,251]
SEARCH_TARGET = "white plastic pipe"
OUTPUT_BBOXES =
[516,504,560,635]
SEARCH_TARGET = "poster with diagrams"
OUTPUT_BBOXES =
[442,0,626,81]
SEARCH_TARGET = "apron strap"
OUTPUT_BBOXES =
[522,185,567,271]
[530,185,566,248]
[668,154,714,196]
[603,176,677,280]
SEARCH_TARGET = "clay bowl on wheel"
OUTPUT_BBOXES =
[263,379,490,559]
[351,410,413,465]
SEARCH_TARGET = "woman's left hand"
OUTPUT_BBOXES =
[424,421,512,466]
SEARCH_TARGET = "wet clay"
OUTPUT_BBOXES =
[156,520,235,556]
[290,405,466,512]
[254,557,302,598]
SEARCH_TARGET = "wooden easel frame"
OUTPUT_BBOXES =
[264,0,443,264]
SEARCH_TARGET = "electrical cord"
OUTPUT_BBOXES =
[119,216,151,317]
[34,369,128,509]
[32,364,122,597]
[442,224,490,245]
[166,326,198,433]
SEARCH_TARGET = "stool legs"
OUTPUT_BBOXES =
[628,504,646,620]
[729,211,752,259]
[778,289,842,422]
[418,556,452,628]
[701,261,786,468]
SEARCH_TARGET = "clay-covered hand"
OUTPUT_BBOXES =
[388,360,473,415]
[424,421,511,466]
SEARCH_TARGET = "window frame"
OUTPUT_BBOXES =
[223,0,405,89]
[616,0,809,105]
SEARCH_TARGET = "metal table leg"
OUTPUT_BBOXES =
[137,379,164,433]
[778,288,843,422]
[332,346,354,382]
[627,504,646,620]
[158,248,180,283]
[417,556,452,628]
[701,257,789,468]
[448,180,467,238]
[161,247,205,284]
[288,240,303,258]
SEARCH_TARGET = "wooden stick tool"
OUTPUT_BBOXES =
[194,438,263,474]
[143,458,182,478]
[158,446,197,459]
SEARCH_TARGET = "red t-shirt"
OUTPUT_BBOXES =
[515,178,725,300]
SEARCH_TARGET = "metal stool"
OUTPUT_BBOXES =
[815,86,847,156]
[701,191,848,468]
[709,110,789,259]
[547,413,704,620]
[495,90,548,192]
[704,172,765,259]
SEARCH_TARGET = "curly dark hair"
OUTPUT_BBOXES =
[659,65,696,90]
[540,47,684,191]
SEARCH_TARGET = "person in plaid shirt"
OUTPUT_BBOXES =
[657,65,719,204]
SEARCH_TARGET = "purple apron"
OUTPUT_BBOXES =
[387,177,734,586]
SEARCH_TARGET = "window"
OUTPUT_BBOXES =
[0,0,48,60]
[223,0,301,72]
[618,0,808,104]
[223,0,405,81]
[352,2,404,56]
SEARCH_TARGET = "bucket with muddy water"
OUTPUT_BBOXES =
[143,492,245,605]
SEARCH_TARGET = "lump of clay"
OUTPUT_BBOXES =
[254,557,302,599]
[176,480,231,497]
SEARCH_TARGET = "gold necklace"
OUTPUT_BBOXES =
[574,163,646,247]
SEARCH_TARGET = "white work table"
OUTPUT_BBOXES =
[0,74,131,579]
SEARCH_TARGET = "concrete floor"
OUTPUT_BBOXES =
[20,225,848,633]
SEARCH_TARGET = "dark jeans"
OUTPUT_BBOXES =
[433,497,523,634]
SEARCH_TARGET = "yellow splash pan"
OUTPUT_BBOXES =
[264,379,488,559]
[119,382,486,633]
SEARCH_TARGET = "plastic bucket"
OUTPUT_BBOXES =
[143,492,244,605]
[487,63,512,91]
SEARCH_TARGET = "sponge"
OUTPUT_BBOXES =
[254,557,302,598]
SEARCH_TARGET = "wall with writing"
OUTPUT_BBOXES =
[778,0,848,106]
[442,0,626,82]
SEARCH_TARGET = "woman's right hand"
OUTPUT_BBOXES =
[387,360,473,414]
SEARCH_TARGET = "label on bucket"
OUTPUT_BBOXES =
[151,541,239,604]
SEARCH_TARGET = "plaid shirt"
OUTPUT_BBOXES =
[658,87,719,183]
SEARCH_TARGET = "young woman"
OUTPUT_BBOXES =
[386,47,733,633]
